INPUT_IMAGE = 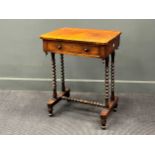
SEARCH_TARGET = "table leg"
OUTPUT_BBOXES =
[51,53,57,98]
[111,51,115,100]
[100,56,110,129]
[105,56,110,108]
[48,53,57,116]
[60,54,65,92]
[100,52,119,129]
[111,51,118,111]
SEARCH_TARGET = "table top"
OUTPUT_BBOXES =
[40,27,121,45]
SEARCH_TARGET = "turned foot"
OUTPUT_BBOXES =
[113,102,118,112]
[48,113,54,117]
[48,105,54,117]
[113,108,117,112]
[47,98,56,117]
[101,118,107,130]
[64,89,70,97]
[48,109,54,117]
[63,89,70,102]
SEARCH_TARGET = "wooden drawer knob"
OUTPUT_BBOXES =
[57,44,62,50]
[84,48,90,52]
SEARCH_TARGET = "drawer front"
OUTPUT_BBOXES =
[43,41,101,58]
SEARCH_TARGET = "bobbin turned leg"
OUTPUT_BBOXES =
[60,54,70,97]
[111,51,118,112]
[60,54,65,92]
[100,56,110,129]
[48,53,57,117]
[100,52,119,129]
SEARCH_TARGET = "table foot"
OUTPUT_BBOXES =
[48,112,54,117]
[113,108,117,112]
[47,89,70,115]
[101,118,107,130]
[113,101,118,112]
[47,99,55,116]
[100,97,119,129]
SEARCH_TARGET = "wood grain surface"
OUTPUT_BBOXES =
[40,27,121,45]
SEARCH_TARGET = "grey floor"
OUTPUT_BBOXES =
[0,90,155,135]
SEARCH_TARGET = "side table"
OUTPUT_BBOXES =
[40,27,121,129]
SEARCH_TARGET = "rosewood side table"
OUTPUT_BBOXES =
[40,27,121,129]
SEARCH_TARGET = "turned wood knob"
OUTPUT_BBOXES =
[84,48,90,52]
[57,44,62,49]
